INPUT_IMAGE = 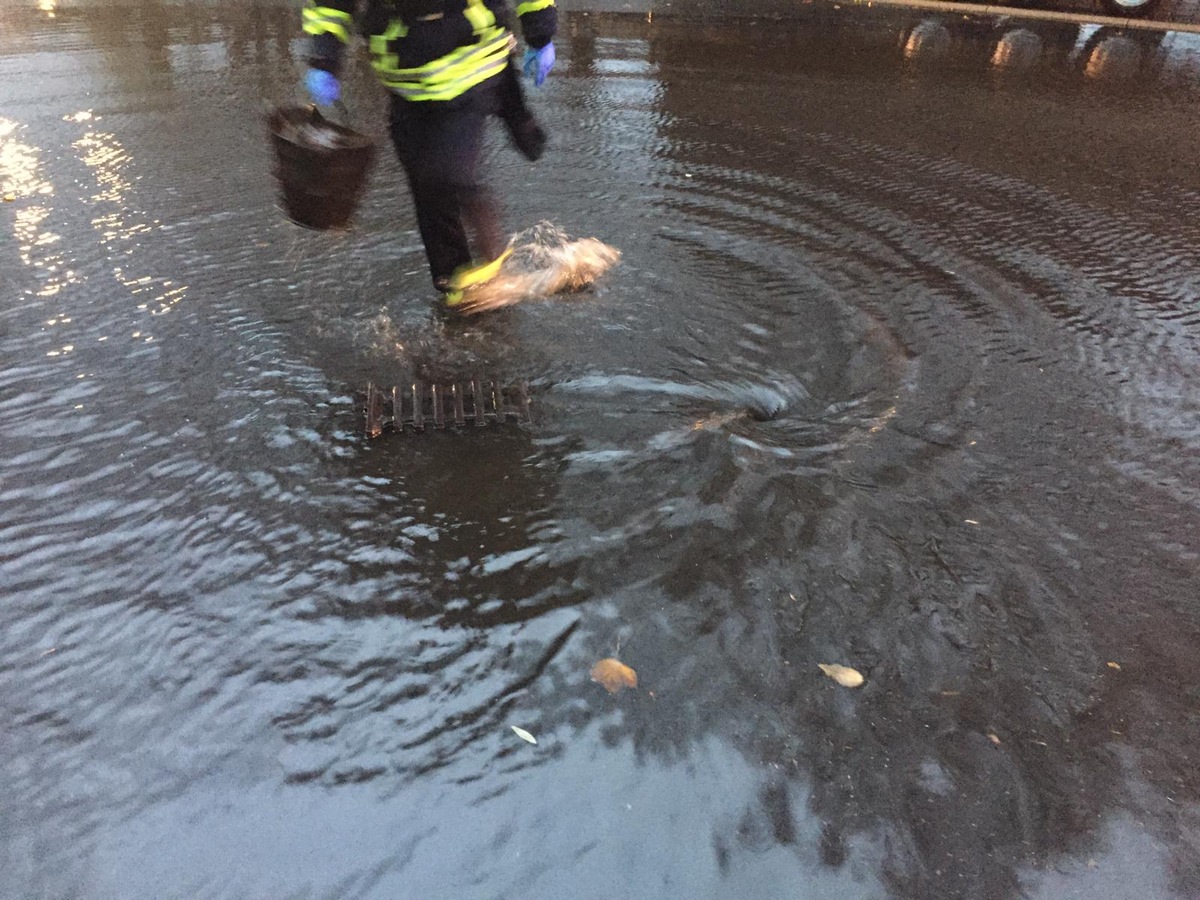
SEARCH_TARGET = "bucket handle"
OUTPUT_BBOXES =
[306,100,354,129]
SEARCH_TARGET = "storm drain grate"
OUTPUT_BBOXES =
[365,380,532,437]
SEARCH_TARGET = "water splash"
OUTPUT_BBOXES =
[456,221,621,314]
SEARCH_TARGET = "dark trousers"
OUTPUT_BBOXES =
[388,79,508,289]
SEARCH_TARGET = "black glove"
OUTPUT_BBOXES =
[508,116,546,162]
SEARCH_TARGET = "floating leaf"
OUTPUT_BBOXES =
[818,663,865,688]
[591,657,638,694]
[511,726,537,745]
[1107,661,1122,671]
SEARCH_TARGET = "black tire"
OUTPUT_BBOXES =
[1076,26,1166,80]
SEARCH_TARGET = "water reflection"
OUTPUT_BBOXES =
[220,311,586,800]
[557,14,1200,897]
[1080,27,1166,78]
[896,15,1183,84]
[73,121,188,319]
[0,117,82,307]
[2,3,1199,899]
[990,27,1043,70]
[903,19,952,60]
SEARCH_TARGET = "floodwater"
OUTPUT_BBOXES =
[2,2,1200,898]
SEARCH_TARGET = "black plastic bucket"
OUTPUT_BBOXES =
[268,105,377,231]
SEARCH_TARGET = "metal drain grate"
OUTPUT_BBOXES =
[365,380,532,437]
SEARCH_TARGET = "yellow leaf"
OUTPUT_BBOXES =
[591,657,638,694]
[818,663,865,688]
[1107,661,1121,671]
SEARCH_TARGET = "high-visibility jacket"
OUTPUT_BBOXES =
[303,0,556,103]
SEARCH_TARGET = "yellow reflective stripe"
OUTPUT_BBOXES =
[303,3,352,24]
[377,33,513,101]
[463,0,496,35]
[369,19,408,72]
[302,19,350,42]
[384,54,508,101]
[515,0,555,15]
[389,55,507,100]
[387,29,507,79]
[448,248,512,291]
[302,7,352,42]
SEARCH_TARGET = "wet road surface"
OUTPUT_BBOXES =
[2,2,1200,898]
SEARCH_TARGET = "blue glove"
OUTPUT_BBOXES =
[304,69,340,106]
[522,43,555,87]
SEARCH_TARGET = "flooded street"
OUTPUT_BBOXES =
[3,1,1200,897]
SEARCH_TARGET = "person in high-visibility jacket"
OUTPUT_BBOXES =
[301,0,557,306]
